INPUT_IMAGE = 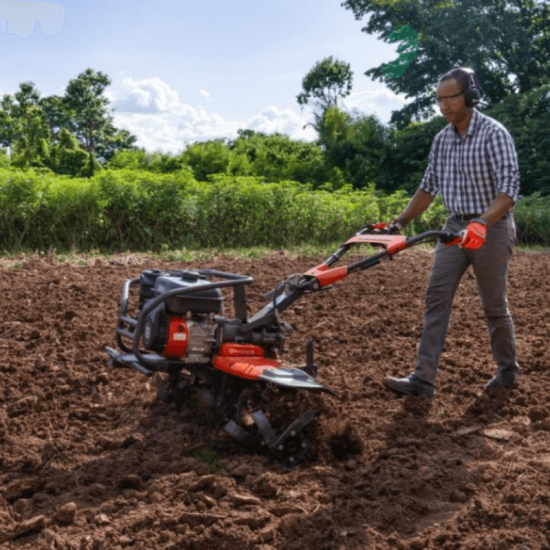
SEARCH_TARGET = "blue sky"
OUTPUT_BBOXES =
[0,0,408,152]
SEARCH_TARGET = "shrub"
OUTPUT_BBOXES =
[0,168,547,252]
[514,192,550,244]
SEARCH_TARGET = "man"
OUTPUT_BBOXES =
[383,67,520,398]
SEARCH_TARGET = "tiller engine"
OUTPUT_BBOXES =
[107,225,460,465]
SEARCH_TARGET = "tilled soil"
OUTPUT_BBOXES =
[1,248,550,550]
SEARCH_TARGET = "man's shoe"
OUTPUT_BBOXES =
[383,374,435,398]
[484,373,517,392]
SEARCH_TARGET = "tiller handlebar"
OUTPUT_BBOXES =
[249,225,461,323]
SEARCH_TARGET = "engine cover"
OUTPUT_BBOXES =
[162,316,189,358]
[139,270,222,361]
[141,270,223,315]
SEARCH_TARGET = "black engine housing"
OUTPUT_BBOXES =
[138,270,223,355]
[139,269,223,315]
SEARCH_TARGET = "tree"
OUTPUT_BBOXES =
[180,139,247,181]
[99,128,138,164]
[40,94,69,142]
[342,0,550,126]
[63,68,136,164]
[297,56,353,111]
[229,130,326,185]
[0,95,17,149]
[47,128,100,177]
[0,147,8,168]
[379,117,447,193]
[63,69,111,155]
[316,106,389,188]
[0,70,138,174]
[106,149,188,173]
[486,83,550,196]
[0,82,50,168]
[9,105,50,169]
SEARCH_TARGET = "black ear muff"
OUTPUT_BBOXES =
[461,68,481,108]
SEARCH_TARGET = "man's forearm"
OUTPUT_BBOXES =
[398,189,435,224]
[480,192,515,227]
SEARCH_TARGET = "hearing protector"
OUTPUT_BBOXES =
[460,68,481,108]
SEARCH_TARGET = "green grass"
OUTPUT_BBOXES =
[1,239,547,270]
[516,243,550,253]
[193,449,224,473]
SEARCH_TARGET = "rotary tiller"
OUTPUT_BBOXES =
[107,224,459,465]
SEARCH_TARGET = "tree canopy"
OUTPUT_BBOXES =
[296,56,353,111]
[486,83,550,196]
[316,106,388,189]
[0,69,137,175]
[342,0,550,126]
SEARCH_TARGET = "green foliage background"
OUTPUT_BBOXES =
[1,166,548,253]
[0,168,450,253]
[1,60,550,252]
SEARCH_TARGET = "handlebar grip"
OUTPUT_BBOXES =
[439,231,464,245]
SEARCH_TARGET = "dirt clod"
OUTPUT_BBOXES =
[54,501,77,525]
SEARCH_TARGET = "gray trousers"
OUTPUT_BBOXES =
[414,214,520,386]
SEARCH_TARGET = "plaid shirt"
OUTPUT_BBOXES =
[420,109,520,215]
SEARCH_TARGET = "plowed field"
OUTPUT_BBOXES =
[1,248,550,550]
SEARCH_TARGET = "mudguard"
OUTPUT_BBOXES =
[213,355,336,395]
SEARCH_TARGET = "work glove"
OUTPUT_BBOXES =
[459,218,487,250]
[443,234,462,247]
[387,217,407,235]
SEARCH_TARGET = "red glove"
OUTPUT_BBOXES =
[459,219,487,250]
[444,235,462,247]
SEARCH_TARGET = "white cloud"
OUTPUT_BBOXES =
[247,106,317,139]
[343,88,409,122]
[111,76,317,152]
[114,76,180,114]
[199,88,211,100]
[110,76,405,153]
[104,88,118,104]
[113,104,317,154]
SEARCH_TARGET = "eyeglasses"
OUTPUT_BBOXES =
[436,90,466,105]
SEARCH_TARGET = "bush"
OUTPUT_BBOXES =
[34,174,103,250]
[95,169,198,249]
[188,177,382,248]
[0,168,547,252]
[514,192,550,244]
[0,169,44,248]
[0,148,9,169]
